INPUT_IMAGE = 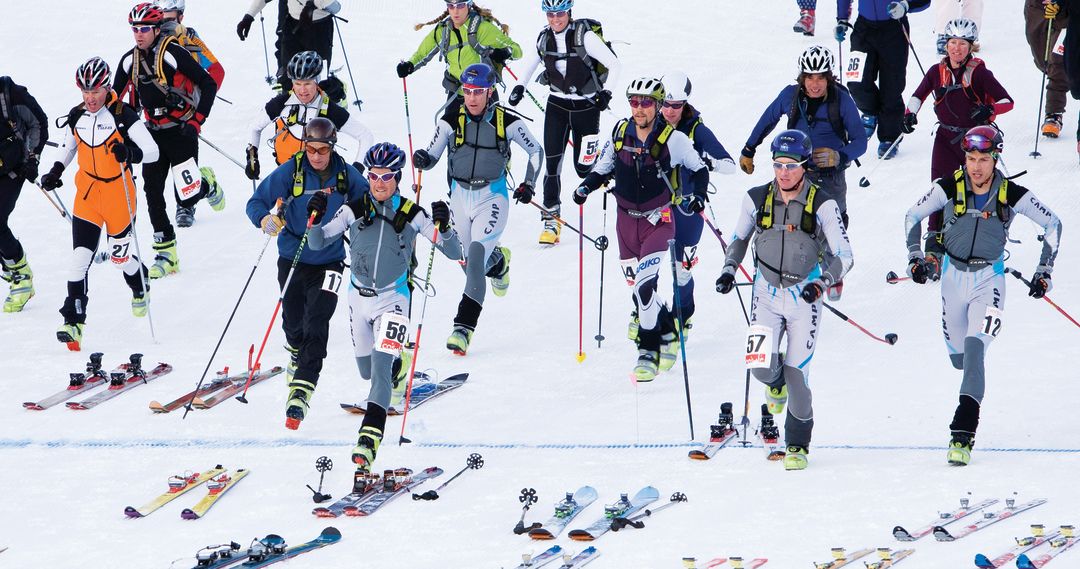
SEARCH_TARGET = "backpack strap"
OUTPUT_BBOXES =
[827,84,850,144]
[612,119,629,152]
[292,152,306,198]
[755,182,819,234]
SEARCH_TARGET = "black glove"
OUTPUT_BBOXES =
[318,76,346,104]
[683,194,705,214]
[1029,272,1052,299]
[908,257,930,284]
[355,193,375,228]
[298,1,317,28]
[412,149,433,170]
[180,119,200,139]
[572,186,590,205]
[19,155,39,182]
[109,141,130,163]
[397,61,415,79]
[508,85,524,107]
[245,145,260,180]
[512,183,534,205]
[800,282,823,304]
[594,90,612,111]
[307,190,329,224]
[901,112,918,134]
[970,104,994,124]
[351,161,366,176]
[715,271,735,294]
[237,14,254,41]
[431,200,451,232]
[40,161,64,191]
[490,48,512,65]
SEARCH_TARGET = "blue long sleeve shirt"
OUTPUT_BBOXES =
[245,153,369,265]
[674,110,732,195]
[743,84,868,165]
[839,0,930,22]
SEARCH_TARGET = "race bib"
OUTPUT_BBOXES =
[619,259,637,286]
[108,234,132,265]
[1055,30,1066,57]
[172,158,202,200]
[845,51,867,83]
[745,325,774,369]
[375,312,410,355]
[577,134,601,167]
[981,306,1003,337]
[321,270,343,296]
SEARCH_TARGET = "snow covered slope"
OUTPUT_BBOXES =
[1,1,1077,567]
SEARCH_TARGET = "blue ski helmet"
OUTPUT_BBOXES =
[364,142,408,174]
[771,129,812,161]
[541,0,573,12]
[460,63,497,89]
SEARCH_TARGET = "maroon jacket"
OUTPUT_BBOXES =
[909,56,1013,129]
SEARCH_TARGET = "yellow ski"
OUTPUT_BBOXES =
[181,469,250,519]
[124,465,226,518]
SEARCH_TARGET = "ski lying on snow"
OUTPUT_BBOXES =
[974,524,1059,568]
[125,465,226,518]
[150,367,240,413]
[812,547,874,568]
[312,471,384,518]
[756,404,785,460]
[192,366,284,409]
[558,546,600,568]
[68,356,172,410]
[727,557,768,568]
[181,468,250,520]
[340,373,468,415]
[894,497,999,541]
[513,545,564,569]
[864,548,914,568]
[689,402,736,460]
[529,486,598,540]
[23,352,117,410]
[933,498,1047,542]
[236,527,340,568]
[344,467,442,516]
[567,486,658,541]
[1016,526,1078,569]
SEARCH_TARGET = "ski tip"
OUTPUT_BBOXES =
[22,402,43,410]
[123,506,143,518]
[892,526,913,541]
[973,553,992,567]
[528,530,554,540]
[687,450,710,460]
[312,508,336,518]
[180,509,199,520]
[319,527,342,540]
[568,532,595,542]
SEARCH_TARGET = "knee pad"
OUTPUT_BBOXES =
[675,257,694,287]
[68,247,95,281]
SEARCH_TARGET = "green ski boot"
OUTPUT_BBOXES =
[351,425,384,472]
[659,332,680,372]
[627,310,640,343]
[447,326,472,356]
[148,236,179,279]
[390,347,413,407]
[633,349,659,382]
[784,446,808,470]
[131,291,149,318]
[947,432,974,466]
[489,246,511,297]
[56,322,85,352]
[284,379,315,430]
[765,384,788,415]
[285,343,299,383]
[2,255,34,313]
[201,166,226,211]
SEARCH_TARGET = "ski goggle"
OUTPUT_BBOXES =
[662,101,686,110]
[628,96,657,109]
[367,171,399,182]
[462,86,490,96]
[446,1,471,9]
[305,144,333,156]
[131,25,156,33]
[545,10,569,18]
[961,133,1000,154]
[772,160,807,171]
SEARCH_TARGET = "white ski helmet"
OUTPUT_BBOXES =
[798,45,836,75]
[942,18,978,43]
[158,0,185,11]
[663,72,692,102]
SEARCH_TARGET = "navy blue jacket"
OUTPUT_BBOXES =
[743,84,868,165]
[839,0,930,22]
[246,152,369,265]
[673,108,731,196]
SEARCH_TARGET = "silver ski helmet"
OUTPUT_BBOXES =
[304,117,338,145]
[287,51,324,81]
[942,18,978,43]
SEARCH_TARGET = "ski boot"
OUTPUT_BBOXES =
[627,310,640,344]
[148,235,179,279]
[56,322,85,352]
[793,9,815,36]
[1042,114,1063,138]
[489,246,512,297]
[784,446,809,470]
[131,291,149,317]
[447,325,473,356]
[765,383,788,415]
[390,347,413,407]
[201,166,226,211]
[674,315,692,342]
[284,379,315,430]
[539,208,561,245]
[861,114,878,139]
[947,432,974,466]
[175,204,196,228]
[351,425,383,472]
[878,140,900,160]
[633,349,660,382]
[659,331,680,372]
[285,344,299,383]
[2,255,34,313]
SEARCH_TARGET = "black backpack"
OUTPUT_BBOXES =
[0,77,26,176]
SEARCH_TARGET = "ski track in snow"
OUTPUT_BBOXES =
[2,1,1078,567]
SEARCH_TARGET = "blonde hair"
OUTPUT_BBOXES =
[415,4,510,34]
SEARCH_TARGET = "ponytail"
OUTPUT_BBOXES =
[415,10,449,31]
[414,4,510,34]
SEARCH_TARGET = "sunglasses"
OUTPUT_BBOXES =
[628,96,656,109]
[446,1,471,9]
[772,160,807,171]
[961,134,998,153]
[545,10,569,18]
[305,144,332,156]
[662,101,686,110]
[131,25,156,33]
[462,86,489,96]
[367,171,399,182]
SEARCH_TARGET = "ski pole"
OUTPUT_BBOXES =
[197,135,245,171]
[899,22,926,76]
[333,19,364,110]
[885,270,912,284]
[528,200,608,251]
[502,64,547,115]
[35,181,73,221]
[577,204,586,363]
[822,301,899,345]
[1008,268,1080,329]
[668,239,695,442]
[258,13,273,85]
[398,222,440,445]
[183,200,281,418]
[402,77,418,191]
[837,37,845,87]
[857,134,905,187]
[595,189,608,347]
[412,453,484,500]
[512,487,541,535]
[610,492,687,531]
[118,165,157,345]
[237,208,318,403]
[1031,17,1056,158]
